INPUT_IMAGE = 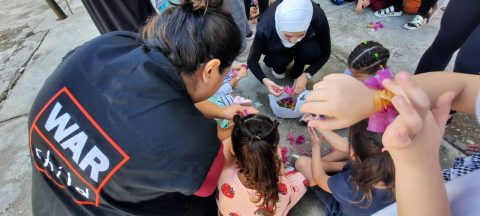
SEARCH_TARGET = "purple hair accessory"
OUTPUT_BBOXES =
[364,68,397,133]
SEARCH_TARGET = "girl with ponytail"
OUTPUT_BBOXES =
[217,114,307,216]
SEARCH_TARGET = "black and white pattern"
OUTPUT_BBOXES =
[442,152,480,181]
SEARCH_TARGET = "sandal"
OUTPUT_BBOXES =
[403,15,427,30]
[374,5,403,17]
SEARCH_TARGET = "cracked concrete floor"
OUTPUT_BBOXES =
[0,0,477,215]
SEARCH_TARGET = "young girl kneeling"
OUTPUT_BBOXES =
[296,120,395,216]
[217,114,307,216]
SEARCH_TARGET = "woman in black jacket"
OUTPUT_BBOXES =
[28,0,242,215]
[248,0,331,95]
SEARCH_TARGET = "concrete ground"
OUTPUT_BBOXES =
[0,0,477,215]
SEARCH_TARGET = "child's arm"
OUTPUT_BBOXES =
[355,0,364,12]
[217,123,234,141]
[318,130,349,153]
[302,72,480,131]
[308,127,332,193]
[222,138,236,167]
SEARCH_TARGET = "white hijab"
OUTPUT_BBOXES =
[275,0,314,48]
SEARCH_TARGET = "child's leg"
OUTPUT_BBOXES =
[295,156,315,186]
[322,151,349,162]
[296,156,346,182]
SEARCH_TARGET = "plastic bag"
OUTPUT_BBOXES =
[268,90,309,118]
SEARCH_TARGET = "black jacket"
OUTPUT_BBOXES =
[248,0,331,81]
[28,31,222,215]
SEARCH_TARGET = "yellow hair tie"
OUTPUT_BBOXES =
[374,89,395,112]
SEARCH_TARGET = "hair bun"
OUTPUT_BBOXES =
[182,0,223,11]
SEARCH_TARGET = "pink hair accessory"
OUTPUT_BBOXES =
[364,68,398,133]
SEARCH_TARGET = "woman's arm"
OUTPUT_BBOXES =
[247,32,268,82]
[195,101,244,120]
[304,7,331,76]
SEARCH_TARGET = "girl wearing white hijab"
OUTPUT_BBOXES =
[247,0,331,96]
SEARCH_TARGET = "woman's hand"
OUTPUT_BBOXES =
[263,78,284,96]
[222,104,244,120]
[241,106,259,116]
[300,74,376,130]
[293,73,308,95]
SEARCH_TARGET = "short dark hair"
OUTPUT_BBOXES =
[140,0,242,75]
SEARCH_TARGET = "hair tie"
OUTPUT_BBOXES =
[252,136,261,140]
[381,147,387,152]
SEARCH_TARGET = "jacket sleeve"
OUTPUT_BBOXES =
[305,9,331,75]
[248,31,268,82]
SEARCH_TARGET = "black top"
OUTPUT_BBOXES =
[248,0,331,82]
[81,0,155,34]
[28,31,223,215]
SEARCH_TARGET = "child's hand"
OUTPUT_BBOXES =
[222,104,244,120]
[355,3,363,12]
[382,72,455,158]
[300,74,376,130]
[355,0,364,12]
[236,67,248,80]
[308,126,324,148]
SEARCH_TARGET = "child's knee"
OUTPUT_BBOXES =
[295,156,311,170]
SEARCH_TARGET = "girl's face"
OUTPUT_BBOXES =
[348,67,373,82]
[282,31,307,44]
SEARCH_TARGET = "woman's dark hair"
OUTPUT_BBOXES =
[347,41,390,75]
[349,120,395,207]
[232,114,282,213]
[140,0,242,74]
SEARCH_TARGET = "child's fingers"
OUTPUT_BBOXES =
[395,72,431,118]
[383,79,407,102]
[432,91,455,135]
[383,118,413,150]
[391,95,424,136]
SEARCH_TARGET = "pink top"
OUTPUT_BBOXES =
[216,164,307,216]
